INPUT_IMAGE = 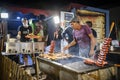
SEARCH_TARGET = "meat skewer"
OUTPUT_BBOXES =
[84,22,114,67]
[84,38,112,66]
[95,38,112,66]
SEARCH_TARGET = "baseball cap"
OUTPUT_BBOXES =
[21,18,28,21]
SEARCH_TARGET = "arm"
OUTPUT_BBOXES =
[64,39,76,50]
[18,31,21,35]
[62,29,68,41]
[17,31,21,39]
[88,33,96,56]
[16,26,21,39]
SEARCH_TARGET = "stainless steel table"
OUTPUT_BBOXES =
[36,56,117,80]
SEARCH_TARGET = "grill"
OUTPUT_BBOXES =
[5,42,44,54]
[36,56,117,80]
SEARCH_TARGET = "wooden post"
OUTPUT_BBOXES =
[35,57,39,80]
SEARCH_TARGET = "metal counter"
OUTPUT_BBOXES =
[36,56,117,80]
[107,47,120,64]
[5,42,44,54]
[109,47,120,55]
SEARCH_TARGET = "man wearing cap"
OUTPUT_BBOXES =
[17,18,32,42]
[17,18,32,66]
[62,23,79,56]
[64,16,96,58]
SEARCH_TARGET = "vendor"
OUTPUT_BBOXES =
[54,25,63,52]
[64,16,96,58]
[34,20,44,42]
[62,24,79,56]
[17,18,32,66]
[86,21,97,38]
[17,18,32,42]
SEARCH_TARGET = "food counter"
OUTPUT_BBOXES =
[5,42,45,55]
[107,47,120,63]
[36,55,117,80]
[3,42,45,64]
[107,47,120,80]
[109,47,120,54]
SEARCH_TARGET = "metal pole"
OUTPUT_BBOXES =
[0,21,3,54]
[35,57,39,80]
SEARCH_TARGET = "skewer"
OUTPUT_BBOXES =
[83,22,115,67]
[108,22,115,38]
[114,64,120,67]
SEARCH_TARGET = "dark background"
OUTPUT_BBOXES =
[0,0,119,10]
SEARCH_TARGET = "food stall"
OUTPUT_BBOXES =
[34,5,119,80]
[1,4,120,80]
[35,37,117,80]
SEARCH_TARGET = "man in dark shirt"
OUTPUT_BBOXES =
[17,18,32,42]
[17,18,32,66]
[86,21,98,54]
[86,21,97,38]
[54,26,63,52]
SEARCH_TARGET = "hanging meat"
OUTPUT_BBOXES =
[95,38,112,66]
[84,22,114,67]
[84,38,112,67]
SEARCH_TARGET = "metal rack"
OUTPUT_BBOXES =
[5,42,45,55]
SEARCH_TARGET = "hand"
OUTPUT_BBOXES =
[63,45,69,51]
[16,35,21,39]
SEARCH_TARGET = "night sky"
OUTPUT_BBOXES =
[0,0,119,10]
